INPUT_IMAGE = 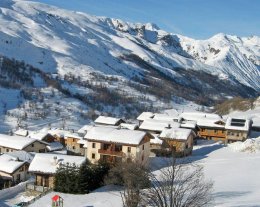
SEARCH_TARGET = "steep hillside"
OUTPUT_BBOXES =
[0,0,259,131]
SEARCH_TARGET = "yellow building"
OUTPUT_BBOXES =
[85,126,151,165]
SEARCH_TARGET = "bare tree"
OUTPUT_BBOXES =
[105,161,150,207]
[143,158,213,207]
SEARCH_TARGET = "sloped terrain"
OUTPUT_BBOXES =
[0,0,259,131]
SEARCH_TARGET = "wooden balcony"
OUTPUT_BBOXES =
[98,149,124,157]
[199,131,226,138]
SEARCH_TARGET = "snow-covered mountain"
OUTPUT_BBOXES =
[0,0,259,131]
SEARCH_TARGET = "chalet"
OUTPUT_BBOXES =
[137,112,154,125]
[139,119,180,134]
[94,116,125,126]
[180,112,222,122]
[225,117,251,142]
[153,113,181,123]
[47,129,87,155]
[28,130,55,143]
[159,127,195,156]
[0,154,29,189]
[28,154,86,189]
[197,119,226,141]
[64,133,87,156]
[0,134,48,153]
[85,126,152,165]
[47,129,68,146]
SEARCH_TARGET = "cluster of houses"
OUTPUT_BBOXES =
[0,110,256,191]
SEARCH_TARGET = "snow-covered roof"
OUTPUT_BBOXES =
[153,113,180,122]
[84,126,148,145]
[29,153,86,174]
[47,129,82,140]
[28,130,50,141]
[150,134,163,145]
[180,112,222,121]
[77,125,95,135]
[77,139,88,148]
[0,154,27,174]
[119,123,138,130]
[64,132,83,140]
[0,134,44,150]
[225,117,251,131]
[252,118,260,127]
[94,116,124,126]
[159,128,193,141]
[180,121,197,129]
[47,128,68,137]
[7,151,34,163]
[14,128,29,137]
[197,119,225,129]
[47,142,64,151]
[139,119,180,132]
[137,112,154,121]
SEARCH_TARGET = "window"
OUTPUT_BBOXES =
[214,130,217,133]
[92,143,96,148]
[72,146,75,150]
[237,133,240,137]
[92,153,96,159]
[6,149,9,152]
[31,144,34,147]
[115,145,122,152]
[142,145,144,150]
[127,147,131,153]
[19,166,24,172]
[186,143,189,149]
[142,154,144,161]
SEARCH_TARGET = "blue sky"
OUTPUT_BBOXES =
[32,0,259,39]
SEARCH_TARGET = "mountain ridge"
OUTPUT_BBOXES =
[0,0,259,121]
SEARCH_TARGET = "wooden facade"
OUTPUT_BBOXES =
[35,173,55,188]
[226,130,249,142]
[0,163,29,189]
[198,127,226,141]
[160,134,194,157]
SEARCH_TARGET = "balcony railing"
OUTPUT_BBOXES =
[98,149,124,157]
[199,131,226,138]
[26,183,51,193]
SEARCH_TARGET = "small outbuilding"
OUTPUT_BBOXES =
[52,194,64,207]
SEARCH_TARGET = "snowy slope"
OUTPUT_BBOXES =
[178,33,260,89]
[2,140,260,207]
[0,0,259,133]
[0,0,259,92]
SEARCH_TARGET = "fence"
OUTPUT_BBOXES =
[24,186,52,206]
[26,183,50,193]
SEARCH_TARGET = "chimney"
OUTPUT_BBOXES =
[51,156,58,165]
[167,124,171,129]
